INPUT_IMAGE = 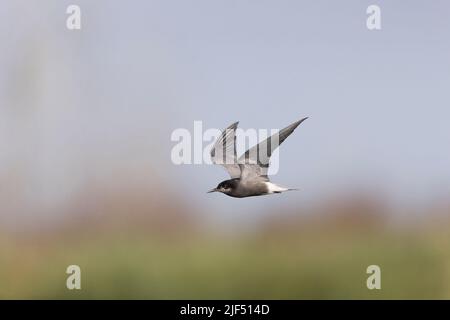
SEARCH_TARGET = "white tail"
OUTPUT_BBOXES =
[265,182,298,194]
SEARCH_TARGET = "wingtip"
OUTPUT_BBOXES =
[290,117,308,129]
[228,121,239,129]
[299,116,308,123]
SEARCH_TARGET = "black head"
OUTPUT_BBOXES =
[207,179,239,195]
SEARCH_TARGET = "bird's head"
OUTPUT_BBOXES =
[207,179,237,195]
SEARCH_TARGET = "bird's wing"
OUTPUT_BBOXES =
[210,121,241,178]
[238,117,308,179]
[238,163,269,182]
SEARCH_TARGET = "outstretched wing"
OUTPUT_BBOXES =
[210,121,241,178]
[238,117,308,179]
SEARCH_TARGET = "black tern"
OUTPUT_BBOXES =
[208,117,308,198]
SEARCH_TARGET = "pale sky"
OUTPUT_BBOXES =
[1,1,450,225]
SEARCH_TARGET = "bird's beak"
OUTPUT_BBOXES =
[207,188,218,193]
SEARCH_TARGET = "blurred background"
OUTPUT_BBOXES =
[1,0,450,299]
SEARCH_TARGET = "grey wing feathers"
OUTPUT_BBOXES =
[210,117,307,180]
[238,117,308,179]
[210,121,241,178]
[239,163,269,182]
[274,117,308,149]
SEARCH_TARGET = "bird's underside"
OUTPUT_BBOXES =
[220,178,291,198]
[208,117,308,198]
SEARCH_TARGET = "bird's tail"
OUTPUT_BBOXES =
[266,182,299,193]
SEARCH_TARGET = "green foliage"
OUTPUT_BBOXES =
[1,229,447,299]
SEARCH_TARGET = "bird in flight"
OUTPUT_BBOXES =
[208,117,308,198]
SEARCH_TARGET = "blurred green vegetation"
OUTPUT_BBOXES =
[1,222,450,299]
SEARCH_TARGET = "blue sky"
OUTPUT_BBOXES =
[1,1,450,224]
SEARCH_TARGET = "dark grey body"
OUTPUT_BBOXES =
[216,178,270,198]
